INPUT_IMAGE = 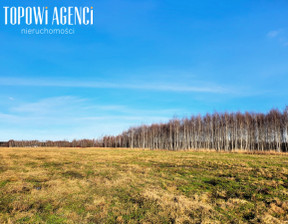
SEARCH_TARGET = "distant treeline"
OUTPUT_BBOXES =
[1,140,99,148]
[2,108,288,152]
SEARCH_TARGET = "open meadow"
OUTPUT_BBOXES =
[0,147,287,223]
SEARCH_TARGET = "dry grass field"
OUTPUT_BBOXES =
[0,147,287,223]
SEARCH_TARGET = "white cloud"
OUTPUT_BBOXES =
[267,30,280,38]
[11,96,85,114]
[0,77,229,94]
[266,29,288,47]
[10,96,183,117]
[0,96,179,140]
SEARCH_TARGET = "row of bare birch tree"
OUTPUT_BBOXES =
[100,108,288,152]
[3,108,288,152]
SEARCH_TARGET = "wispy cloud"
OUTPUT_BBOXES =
[0,96,177,140]
[267,29,288,47]
[10,96,183,116]
[11,96,85,114]
[0,77,229,94]
[0,98,186,140]
[267,30,280,38]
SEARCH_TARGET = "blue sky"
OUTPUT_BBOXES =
[0,0,288,140]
